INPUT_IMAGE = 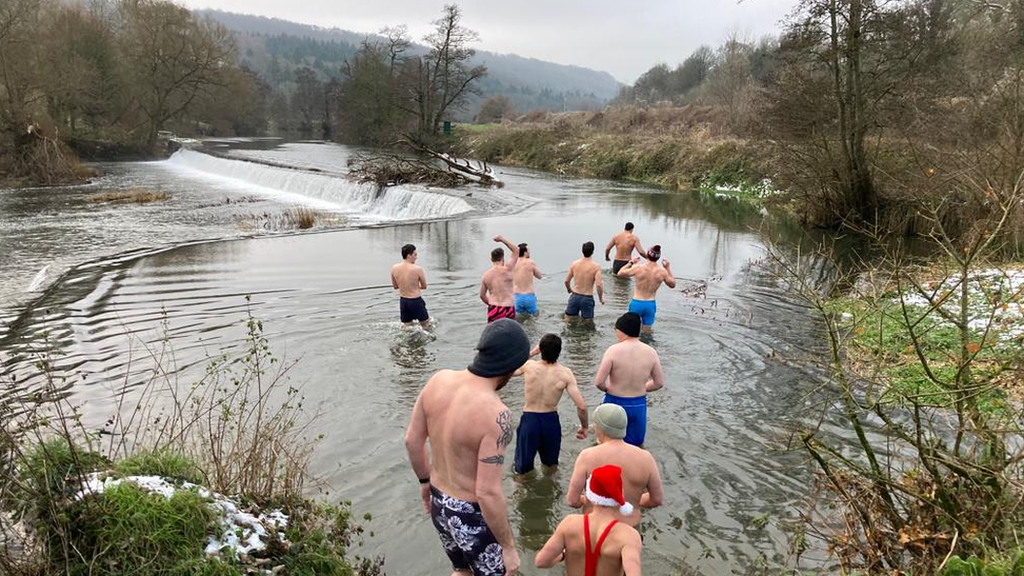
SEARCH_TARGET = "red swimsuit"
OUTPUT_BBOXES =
[583,514,619,576]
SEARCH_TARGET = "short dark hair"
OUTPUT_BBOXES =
[518,243,528,257]
[491,247,505,262]
[625,222,634,231]
[401,244,416,259]
[582,241,595,257]
[539,334,561,363]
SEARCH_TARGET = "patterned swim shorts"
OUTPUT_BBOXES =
[429,486,506,576]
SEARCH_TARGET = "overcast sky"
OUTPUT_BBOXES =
[177,0,798,82]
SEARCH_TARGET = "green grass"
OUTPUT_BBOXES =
[941,549,1024,576]
[455,122,502,134]
[115,449,204,484]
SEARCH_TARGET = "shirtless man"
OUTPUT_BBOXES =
[406,319,531,576]
[392,243,430,328]
[511,334,588,474]
[512,243,543,317]
[605,222,646,275]
[564,242,605,321]
[616,245,676,333]
[480,235,519,323]
[594,313,665,447]
[567,404,663,527]
[535,465,642,576]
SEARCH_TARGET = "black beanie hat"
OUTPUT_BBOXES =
[615,312,642,338]
[467,318,531,378]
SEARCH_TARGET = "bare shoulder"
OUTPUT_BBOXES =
[560,364,576,380]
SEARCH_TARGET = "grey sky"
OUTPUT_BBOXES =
[177,0,797,82]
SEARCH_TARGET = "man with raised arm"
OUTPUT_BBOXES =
[564,241,605,322]
[566,404,664,527]
[512,334,588,474]
[594,313,665,447]
[480,235,520,323]
[604,222,646,276]
[391,243,430,328]
[405,319,531,576]
[535,465,643,576]
[616,245,676,333]
[512,243,543,317]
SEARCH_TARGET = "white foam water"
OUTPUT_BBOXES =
[162,149,474,222]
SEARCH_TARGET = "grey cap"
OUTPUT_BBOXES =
[593,404,627,439]
[467,318,530,378]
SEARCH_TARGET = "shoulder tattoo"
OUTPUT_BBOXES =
[495,409,513,450]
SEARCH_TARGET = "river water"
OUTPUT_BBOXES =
[0,140,833,575]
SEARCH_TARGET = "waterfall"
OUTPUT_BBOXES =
[163,149,474,221]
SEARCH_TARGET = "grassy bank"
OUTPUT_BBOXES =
[0,305,381,576]
[452,114,779,205]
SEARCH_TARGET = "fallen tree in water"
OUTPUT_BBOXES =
[2,123,96,187]
[347,137,502,191]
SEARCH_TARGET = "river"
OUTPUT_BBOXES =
[0,140,833,575]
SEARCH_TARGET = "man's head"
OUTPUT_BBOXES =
[518,243,529,258]
[490,247,505,263]
[538,333,561,363]
[646,245,662,262]
[581,241,595,258]
[467,319,531,390]
[593,403,627,442]
[625,222,634,232]
[615,312,642,340]
[401,243,417,262]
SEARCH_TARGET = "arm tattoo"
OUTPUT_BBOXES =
[479,454,505,465]
[496,409,513,450]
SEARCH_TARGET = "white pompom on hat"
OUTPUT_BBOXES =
[585,464,634,516]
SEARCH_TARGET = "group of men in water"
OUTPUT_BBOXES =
[397,223,673,576]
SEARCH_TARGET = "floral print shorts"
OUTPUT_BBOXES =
[429,486,505,576]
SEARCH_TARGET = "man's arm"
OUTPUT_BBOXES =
[495,235,518,269]
[475,408,519,573]
[564,372,588,439]
[534,519,568,568]
[594,267,605,305]
[639,453,664,509]
[564,266,574,294]
[604,237,615,261]
[645,350,665,393]
[617,258,640,278]
[633,237,646,259]
[479,280,490,306]
[566,453,587,508]
[621,530,643,576]
[391,269,399,290]
[513,361,531,377]
[594,350,613,392]
[662,259,676,288]
[418,267,427,290]
[404,390,431,513]
[533,263,543,280]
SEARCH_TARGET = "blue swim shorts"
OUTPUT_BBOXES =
[514,293,538,315]
[602,393,648,447]
[628,298,657,326]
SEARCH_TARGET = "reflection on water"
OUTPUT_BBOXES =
[0,140,844,575]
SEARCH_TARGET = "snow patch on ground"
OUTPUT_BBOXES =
[897,268,1024,343]
[77,474,289,558]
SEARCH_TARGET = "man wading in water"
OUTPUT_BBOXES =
[535,465,643,576]
[604,222,646,276]
[480,235,520,323]
[405,319,530,576]
[594,313,665,447]
[512,243,543,317]
[511,334,588,474]
[392,243,430,329]
[616,245,675,333]
[564,242,605,322]
[567,404,663,527]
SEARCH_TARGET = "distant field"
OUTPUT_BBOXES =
[455,123,502,134]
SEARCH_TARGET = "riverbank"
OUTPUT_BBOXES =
[452,109,782,206]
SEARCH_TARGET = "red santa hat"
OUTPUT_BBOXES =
[585,465,634,516]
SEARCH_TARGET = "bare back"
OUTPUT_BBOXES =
[522,361,574,413]
[558,514,641,576]
[482,265,516,307]
[596,339,663,398]
[631,262,670,300]
[391,262,425,298]
[609,232,642,261]
[568,258,602,295]
[513,258,541,294]
[570,443,661,526]
[418,370,511,502]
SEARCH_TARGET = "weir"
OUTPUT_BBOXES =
[163,149,475,222]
